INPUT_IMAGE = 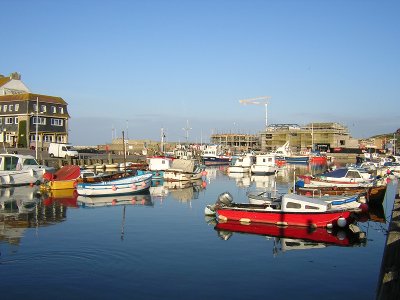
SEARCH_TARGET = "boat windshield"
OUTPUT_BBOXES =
[23,158,39,166]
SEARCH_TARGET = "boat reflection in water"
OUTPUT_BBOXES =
[228,172,251,188]
[1,186,73,246]
[42,188,79,208]
[163,179,206,203]
[77,192,153,208]
[212,219,367,255]
[0,185,41,214]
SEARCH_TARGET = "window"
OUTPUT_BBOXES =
[59,107,64,114]
[4,156,19,171]
[8,105,13,112]
[51,118,63,126]
[286,202,302,209]
[14,117,18,124]
[5,117,13,124]
[347,171,361,178]
[41,105,47,112]
[23,158,38,166]
[44,135,53,142]
[3,105,7,112]
[33,104,37,112]
[15,104,19,111]
[51,106,56,113]
[56,136,64,143]
[32,116,46,125]
[305,205,320,210]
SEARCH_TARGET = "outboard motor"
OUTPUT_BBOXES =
[216,192,233,207]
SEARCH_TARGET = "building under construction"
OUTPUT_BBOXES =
[210,122,366,153]
[210,133,260,153]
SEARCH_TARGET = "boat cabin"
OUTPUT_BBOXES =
[281,194,329,212]
[147,156,173,171]
[0,154,39,171]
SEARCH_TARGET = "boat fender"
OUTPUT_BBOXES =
[336,230,346,241]
[112,185,117,191]
[132,184,137,190]
[337,217,347,228]
[141,181,146,187]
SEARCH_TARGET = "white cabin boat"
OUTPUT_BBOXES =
[0,153,52,187]
[250,154,277,175]
[227,153,255,173]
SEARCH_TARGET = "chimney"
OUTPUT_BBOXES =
[9,72,21,80]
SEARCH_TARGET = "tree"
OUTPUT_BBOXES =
[18,120,28,148]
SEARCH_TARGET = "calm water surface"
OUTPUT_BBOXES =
[0,164,397,300]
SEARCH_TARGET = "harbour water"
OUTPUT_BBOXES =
[0,164,397,300]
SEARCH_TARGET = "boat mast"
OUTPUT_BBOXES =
[122,130,126,176]
[311,123,314,151]
[161,128,165,154]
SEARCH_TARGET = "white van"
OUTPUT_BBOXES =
[48,143,79,158]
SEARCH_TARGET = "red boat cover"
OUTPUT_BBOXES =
[46,165,81,181]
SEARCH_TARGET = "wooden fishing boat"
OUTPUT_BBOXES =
[205,192,355,228]
[76,173,153,196]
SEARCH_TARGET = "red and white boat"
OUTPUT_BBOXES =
[205,192,355,228]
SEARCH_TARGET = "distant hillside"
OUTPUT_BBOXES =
[370,128,400,142]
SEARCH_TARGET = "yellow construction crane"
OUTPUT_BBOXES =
[239,96,272,130]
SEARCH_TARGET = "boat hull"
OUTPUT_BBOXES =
[202,157,231,166]
[216,208,352,228]
[76,174,153,196]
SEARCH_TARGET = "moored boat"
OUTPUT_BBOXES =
[163,158,203,181]
[250,153,277,175]
[201,145,231,166]
[0,153,53,187]
[41,165,81,190]
[206,192,355,228]
[76,173,153,196]
[227,153,255,173]
[298,167,375,188]
[295,184,387,205]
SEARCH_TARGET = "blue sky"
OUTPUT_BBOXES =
[1,0,399,145]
